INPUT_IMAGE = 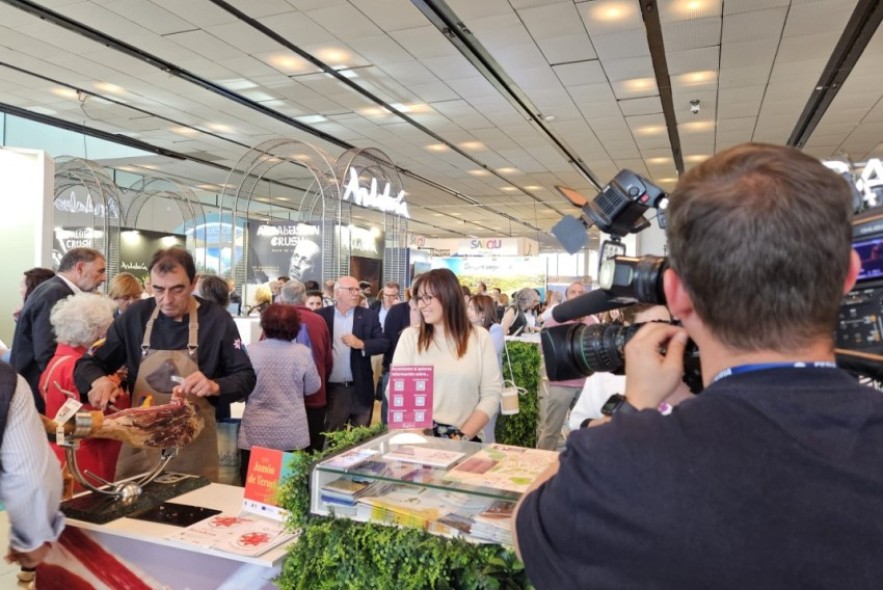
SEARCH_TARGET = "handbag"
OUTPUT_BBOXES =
[500,341,525,415]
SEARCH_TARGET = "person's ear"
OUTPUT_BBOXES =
[843,249,861,295]
[663,268,694,322]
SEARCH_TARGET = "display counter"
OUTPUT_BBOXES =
[38,484,294,590]
[310,431,556,545]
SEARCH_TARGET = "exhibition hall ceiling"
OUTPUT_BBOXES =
[0,0,880,246]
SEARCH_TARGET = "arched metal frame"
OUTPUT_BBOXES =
[124,176,209,250]
[220,139,409,288]
[53,157,124,279]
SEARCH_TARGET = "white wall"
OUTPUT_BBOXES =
[0,148,54,344]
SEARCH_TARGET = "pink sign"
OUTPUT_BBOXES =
[387,365,433,429]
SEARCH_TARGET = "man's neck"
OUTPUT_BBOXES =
[699,337,836,386]
[56,272,81,293]
[336,303,353,315]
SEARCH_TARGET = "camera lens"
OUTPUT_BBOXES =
[599,255,668,304]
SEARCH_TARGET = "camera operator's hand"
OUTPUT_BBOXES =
[623,322,690,410]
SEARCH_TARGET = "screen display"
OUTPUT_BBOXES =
[854,236,883,282]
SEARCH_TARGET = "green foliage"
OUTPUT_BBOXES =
[496,341,541,448]
[276,424,534,590]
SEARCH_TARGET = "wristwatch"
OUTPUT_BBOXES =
[600,394,636,417]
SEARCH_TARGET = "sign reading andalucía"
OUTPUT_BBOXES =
[342,167,410,218]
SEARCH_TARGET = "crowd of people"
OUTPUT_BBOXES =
[3,143,880,587]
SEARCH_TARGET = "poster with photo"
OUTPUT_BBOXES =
[246,221,322,284]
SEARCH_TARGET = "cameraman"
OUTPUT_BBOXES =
[513,143,882,588]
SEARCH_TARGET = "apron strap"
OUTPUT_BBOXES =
[141,298,200,358]
[187,298,199,357]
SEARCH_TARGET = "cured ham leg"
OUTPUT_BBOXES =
[42,402,204,449]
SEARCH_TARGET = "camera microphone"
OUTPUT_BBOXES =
[551,289,634,323]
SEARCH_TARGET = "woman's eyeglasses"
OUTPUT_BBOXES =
[415,294,436,305]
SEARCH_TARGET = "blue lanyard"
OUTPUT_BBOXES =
[712,361,837,384]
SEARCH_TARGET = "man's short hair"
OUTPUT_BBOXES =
[667,143,853,351]
[149,246,196,282]
[57,247,104,273]
[279,280,307,305]
[199,275,230,307]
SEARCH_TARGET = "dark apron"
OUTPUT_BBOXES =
[114,299,219,482]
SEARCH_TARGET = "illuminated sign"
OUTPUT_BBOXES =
[54,191,120,218]
[342,168,410,218]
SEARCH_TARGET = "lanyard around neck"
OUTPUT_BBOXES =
[712,361,837,384]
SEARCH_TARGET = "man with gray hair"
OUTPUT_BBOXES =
[279,280,333,451]
[12,247,106,412]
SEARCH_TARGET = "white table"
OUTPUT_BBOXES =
[58,484,293,590]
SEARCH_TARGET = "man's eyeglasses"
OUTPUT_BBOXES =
[383,293,400,299]
[415,294,436,305]
[339,287,361,294]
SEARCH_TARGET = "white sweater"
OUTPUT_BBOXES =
[391,326,503,430]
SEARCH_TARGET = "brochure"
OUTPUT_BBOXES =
[382,445,465,468]
[167,513,296,557]
[387,365,434,429]
[442,444,558,493]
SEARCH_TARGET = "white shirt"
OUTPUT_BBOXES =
[0,375,65,551]
[569,372,626,431]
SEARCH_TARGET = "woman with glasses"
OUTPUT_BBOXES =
[390,268,502,440]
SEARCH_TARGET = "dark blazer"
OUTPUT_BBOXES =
[317,305,389,405]
[11,276,74,411]
[382,300,413,371]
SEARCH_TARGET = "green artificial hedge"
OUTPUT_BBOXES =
[495,341,541,448]
[277,425,534,590]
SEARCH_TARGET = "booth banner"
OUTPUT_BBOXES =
[53,226,105,267]
[432,256,546,295]
[416,237,538,257]
[119,228,186,282]
[336,224,384,259]
[246,221,322,284]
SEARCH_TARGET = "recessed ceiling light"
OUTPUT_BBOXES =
[622,78,657,93]
[432,212,443,217]
[681,121,715,132]
[524,185,543,190]
[497,167,518,174]
[501,187,518,192]
[171,126,199,136]
[94,82,125,95]
[316,47,352,67]
[468,169,490,176]
[296,115,327,124]
[451,212,463,216]
[460,141,485,150]
[425,144,449,152]
[217,78,258,91]
[675,71,717,86]
[266,53,313,74]
[647,157,671,165]
[588,1,637,22]
[359,106,389,117]
[51,87,78,100]
[207,123,233,133]
[635,125,666,136]
[685,154,710,163]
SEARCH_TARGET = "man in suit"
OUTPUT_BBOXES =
[11,247,106,412]
[318,276,389,431]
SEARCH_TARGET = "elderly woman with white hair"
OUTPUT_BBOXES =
[501,287,541,336]
[39,292,118,493]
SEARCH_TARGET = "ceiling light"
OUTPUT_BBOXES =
[647,157,671,165]
[681,121,715,132]
[265,53,314,74]
[51,87,79,100]
[675,0,707,16]
[425,143,449,152]
[588,1,636,22]
[685,155,710,163]
[94,82,125,95]
[468,169,490,176]
[316,47,352,67]
[635,125,666,136]
[432,212,443,217]
[540,114,555,122]
[459,141,485,150]
[171,126,199,136]
[296,115,327,124]
[501,187,518,192]
[676,71,717,87]
[497,167,518,174]
[622,78,657,93]
[217,78,258,91]
[207,123,233,133]
[524,185,543,190]
[657,177,678,184]
[359,106,389,117]
[451,212,463,216]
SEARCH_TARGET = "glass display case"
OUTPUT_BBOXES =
[310,431,558,545]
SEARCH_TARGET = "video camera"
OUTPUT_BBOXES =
[543,170,702,390]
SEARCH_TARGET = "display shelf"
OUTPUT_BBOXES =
[310,432,557,545]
